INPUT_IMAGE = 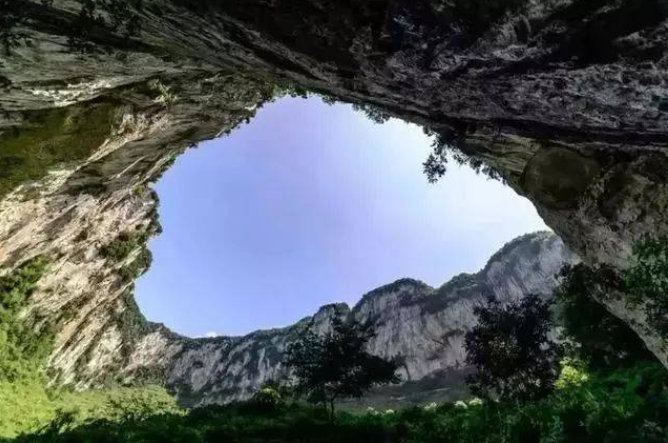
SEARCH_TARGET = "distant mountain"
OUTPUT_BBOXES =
[120,231,577,407]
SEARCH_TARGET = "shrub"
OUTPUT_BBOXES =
[0,256,53,381]
[101,232,148,263]
[251,386,284,412]
[625,238,668,338]
[6,361,668,443]
[118,247,153,282]
[557,264,654,370]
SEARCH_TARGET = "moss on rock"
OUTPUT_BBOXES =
[0,102,118,200]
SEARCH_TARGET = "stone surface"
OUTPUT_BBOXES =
[1,0,668,399]
[130,232,577,407]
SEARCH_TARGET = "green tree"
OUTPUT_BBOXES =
[422,129,503,183]
[351,103,391,124]
[285,316,401,420]
[464,294,561,402]
[0,256,53,382]
[625,237,668,338]
[557,264,655,370]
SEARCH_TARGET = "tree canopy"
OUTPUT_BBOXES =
[557,264,655,371]
[285,316,401,419]
[464,294,561,403]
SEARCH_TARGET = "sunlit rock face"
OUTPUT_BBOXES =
[131,232,576,407]
[0,76,272,388]
[1,0,668,396]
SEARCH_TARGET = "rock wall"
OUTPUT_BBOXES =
[1,0,668,398]
[127,232,577,407]
[0,74,273,388]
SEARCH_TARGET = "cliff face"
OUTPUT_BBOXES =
[0,75,274,388]
[1,0,667,397]
[122,232,576,407]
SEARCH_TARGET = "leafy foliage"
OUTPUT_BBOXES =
[557,264,654,370]
[119,247,153,282]
[101,232,153,283]
[0,256,54,437]
[3,248,668,441]
[423,151,448,184]
[6,360,668,442]
[464,294,561,402]
[625,237,668,338]
[285,317,401,419]
[149,80,177,108]
[0,103,117,200]
[0,257,53,382]
[422,130,503,184]
[351,103,392,125]
[0,383,178,438]
[0,0,57,54]
[250,383,286,412]
[0,377,58,438]
[101,232,148,262]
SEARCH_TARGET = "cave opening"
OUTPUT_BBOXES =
[3,0,668,436]
[134,95,548,338]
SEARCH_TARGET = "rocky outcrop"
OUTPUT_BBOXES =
[1,0,668,395]
[0,75,274,388]
[123,232,576,407]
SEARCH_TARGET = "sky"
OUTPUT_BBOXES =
[135,97,548,338]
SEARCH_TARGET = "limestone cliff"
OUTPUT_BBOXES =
[125,232,576,407]
[1,0,668,396]
[0,75,275,388]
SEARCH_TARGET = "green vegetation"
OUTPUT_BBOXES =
[0,381,178,439]
[0,377,58,438]
[286,317,401,420]
[101,232,150,263]
[4,241,668,441]
[278,85,393,127]
[0,257,53,381]
[557,264,655,370]
[0,103,117,200]
[351,103,392,125]
[464,294,561,402]
[0,257,174,438]
[149,80,177,107]
[0,0,57,54]
[625,238,668,338]
[556,237,668,343]
[0,257,54,437]
[119,247,153,282]
[149,155,177,184]
[422,130,503,184]
[101,231,153,283]
[5,361,668,442]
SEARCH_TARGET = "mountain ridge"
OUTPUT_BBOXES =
[125,230,577,407]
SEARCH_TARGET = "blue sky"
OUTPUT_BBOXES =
[135,97,548,338]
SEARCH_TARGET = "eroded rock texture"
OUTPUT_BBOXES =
[128,232,576,407]
[0,75,273,388]
[1,0,667,400]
